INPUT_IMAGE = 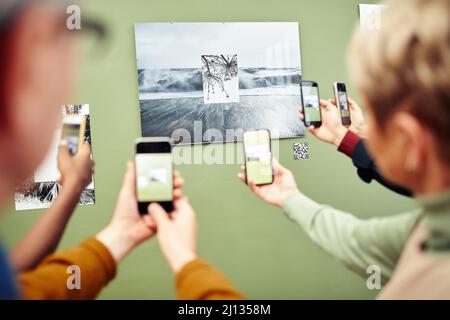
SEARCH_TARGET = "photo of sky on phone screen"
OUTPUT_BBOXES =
[245,131,272,185]
[302,86,321,122]
[135,153,173,202]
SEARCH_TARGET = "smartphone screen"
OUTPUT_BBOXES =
[301,81,322,127]
[135,140,173,214]
[243,130,273,186]
[61,115,86,155]
[335,82,351,126]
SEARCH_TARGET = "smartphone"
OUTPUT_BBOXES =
[243,129,273,186]
[61,115,87,156]
[333,82,351,126]
[135,138,173,215]
[301,80,322,127]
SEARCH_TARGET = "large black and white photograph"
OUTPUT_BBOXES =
[15,104,95,211]
[135,22,303,144]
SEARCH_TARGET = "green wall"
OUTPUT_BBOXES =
[1,0,418,299]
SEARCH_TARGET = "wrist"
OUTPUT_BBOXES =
[357,124,368,139]
[333,127,348,146]
[96,225,137,263]
[276,189,300,208]
[168,250,197,274]
[61,175,84,194]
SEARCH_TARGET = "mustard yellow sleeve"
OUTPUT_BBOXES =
[19,237,116,300]
[176,258,245,300]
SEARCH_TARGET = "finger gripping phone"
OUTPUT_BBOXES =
[135,138,173,214]
[301,80,322,127]
[333,82,351,126]
[243,129,274,186]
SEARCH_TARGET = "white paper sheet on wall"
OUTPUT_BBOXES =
[201,54,240,104]
[359,4,387,31]
[34,128,62,183]
[15,104,95,211]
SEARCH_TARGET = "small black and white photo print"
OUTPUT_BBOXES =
[15,104,95,211]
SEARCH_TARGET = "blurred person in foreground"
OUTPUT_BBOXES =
[0,0,156,300]
[0,0,243,300]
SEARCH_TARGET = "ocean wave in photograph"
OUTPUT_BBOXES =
[138,68,304,143]
[138,67,301,96]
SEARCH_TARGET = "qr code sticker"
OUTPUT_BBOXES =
[293,142,309,160]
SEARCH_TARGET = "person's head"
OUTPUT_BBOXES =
[349,0,450,195]
[0,0,78,201]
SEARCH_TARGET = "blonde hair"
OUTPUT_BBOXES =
[349,0,450,163]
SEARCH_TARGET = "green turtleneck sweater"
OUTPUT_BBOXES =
[282,191,450,284]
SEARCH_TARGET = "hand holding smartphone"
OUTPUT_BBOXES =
[135,138,173,214]
[243,129,274,186]
[301,80,322,127]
